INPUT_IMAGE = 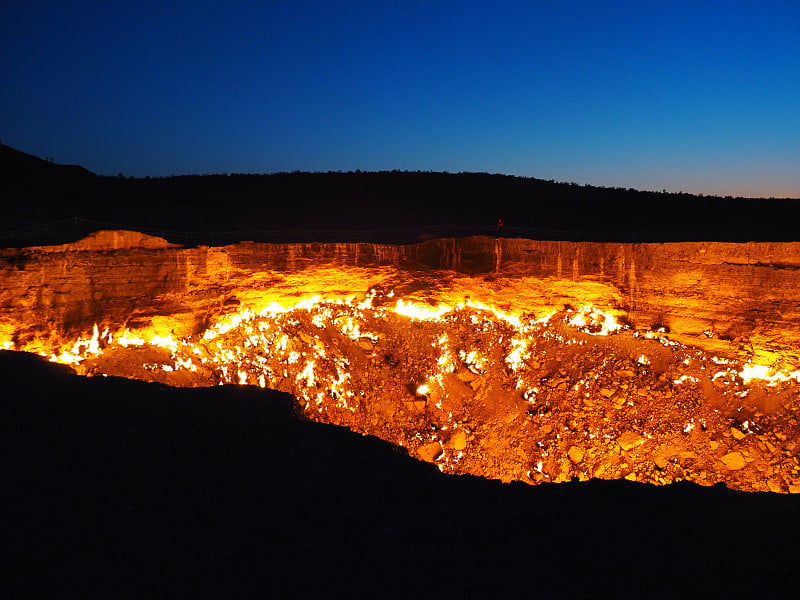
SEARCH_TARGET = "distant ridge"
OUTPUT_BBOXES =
[0,143,96,182]
[1,143,800,245]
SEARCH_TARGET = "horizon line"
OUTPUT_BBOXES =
[4,142,799,202]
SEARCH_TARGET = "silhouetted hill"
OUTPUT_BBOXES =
[0,143,96,183]
[0,144,98,230]
[2,350,799,598]
[2,143,800,244]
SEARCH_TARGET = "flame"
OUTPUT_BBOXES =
[51,323,107,364]
[297,360,316,388]
[48,294,800,397]
[41,294,642,434]
[394,298,452,321]
[43,296,633,396]
[567,305,622,335]
[534,310,556,325]
[739,363,800,385]
[149,334,178,352]
[464,299,524,330]
[116,330,146,346]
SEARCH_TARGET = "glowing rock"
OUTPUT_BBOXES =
[721,452,746,470]
[418,442,443,463]
[617,431,645,451]
[450,430,467,451]
[568,446,585,463]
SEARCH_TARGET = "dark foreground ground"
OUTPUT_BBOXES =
[3,351,800,599]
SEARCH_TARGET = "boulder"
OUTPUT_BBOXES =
[721,452,747,470]
[568,446,585,463]
[450,430,467,451]
[617,431,645,451]
[417,442,443,463]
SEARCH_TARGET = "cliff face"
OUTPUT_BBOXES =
[2,231,800,368]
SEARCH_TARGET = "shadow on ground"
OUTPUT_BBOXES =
[3,350,799,598]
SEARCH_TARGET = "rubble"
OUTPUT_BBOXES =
[48,288,800,494]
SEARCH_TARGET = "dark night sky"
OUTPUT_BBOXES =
[1,0,799,197]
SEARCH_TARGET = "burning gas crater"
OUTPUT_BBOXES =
[42,287,800,493]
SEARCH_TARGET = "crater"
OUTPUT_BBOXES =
[2,231,800,493]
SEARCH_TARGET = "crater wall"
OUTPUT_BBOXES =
[2,231,800,366]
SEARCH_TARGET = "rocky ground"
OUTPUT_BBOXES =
[68,284,800,495]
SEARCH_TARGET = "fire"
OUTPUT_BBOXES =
[739,363,800,386]
[394,298,453,321]
[37,288,800,494]
[568,304,623,336]
[49,323,106,365]
[116,331,146,346]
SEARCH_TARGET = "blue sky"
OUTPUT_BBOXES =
[1,0,799,197]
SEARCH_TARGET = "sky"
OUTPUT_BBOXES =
[1,0,799,197]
